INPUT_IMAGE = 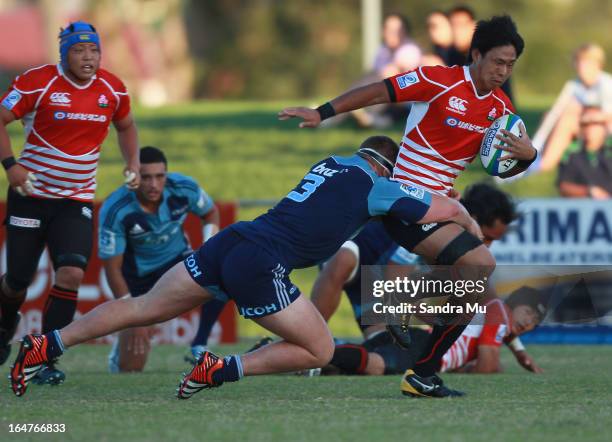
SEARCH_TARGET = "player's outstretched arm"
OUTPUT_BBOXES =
[278,81,390,128]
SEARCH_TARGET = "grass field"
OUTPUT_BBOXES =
[1,344,611,442]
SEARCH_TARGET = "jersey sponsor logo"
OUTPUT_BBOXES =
[396,72,419,89]
[129,223,145,235]
[2,90,22,110]
[185,254,203,279]
[53,112,107,122]
[9,216,41,228]
[445,116,486,134]
[98,94,109,108]
[446,96,468,115]
[81,207,93,219]
[421,223,437,231]
[400,184,425,200]
[99,228,117,255]
[49,92,71,106]
[312,162,339,177]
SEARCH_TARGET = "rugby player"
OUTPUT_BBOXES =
[99,146,223,373]
[9,136,480,398]
[0,22,139,384]
[323,287,545,388]
[279,15,537,391]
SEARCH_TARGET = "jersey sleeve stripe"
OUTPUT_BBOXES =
[383,78,397,102]
[392,173,447,191]
[419,66,454,89]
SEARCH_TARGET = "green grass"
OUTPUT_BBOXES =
[1,344,611,441]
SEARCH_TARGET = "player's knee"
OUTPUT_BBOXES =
[313,334,335,367]
[457,245,496,276]
[1,274,28,297]
[54,266,85,290]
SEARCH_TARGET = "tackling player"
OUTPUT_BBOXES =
[99,146,223,373]
[0,22,140,384]
[279,15,538,392]
[9,136,481,398]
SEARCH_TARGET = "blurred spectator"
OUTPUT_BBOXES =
[422,10,453,67]
[538,44,612,171]
[372,13,422,78]
[557,107,612,199]
[325,13,422,128]
[446,5,476,66]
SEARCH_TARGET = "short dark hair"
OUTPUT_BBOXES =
[505,286,548,321]
[384,13,412,35]
[140,146,167,166]
[467,15,524,63]
[461,182,518,226]
[448,5,476,20]
[359,135,400,165]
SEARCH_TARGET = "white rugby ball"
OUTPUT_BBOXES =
[480,114,524,177]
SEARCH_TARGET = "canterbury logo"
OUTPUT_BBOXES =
[448,96,467,112]
[50,92,71,104]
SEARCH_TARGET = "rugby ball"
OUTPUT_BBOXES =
[480,114,523,177]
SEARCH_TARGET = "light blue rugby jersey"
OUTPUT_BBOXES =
[98,173,214,278]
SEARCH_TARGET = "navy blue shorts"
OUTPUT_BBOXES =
[184,228,301,319]
[125,253,186,297]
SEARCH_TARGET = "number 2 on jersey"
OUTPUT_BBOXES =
[287,173,325,202]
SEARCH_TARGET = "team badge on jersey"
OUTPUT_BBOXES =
[396,72,419,89]
[98,94,109,108]
[488,107,497,121]
[2,90,22,110]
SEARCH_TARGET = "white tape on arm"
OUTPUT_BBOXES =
[202,223,219,242]
[508,337,525,352]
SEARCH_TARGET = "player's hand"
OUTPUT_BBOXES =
[126,327,151,356]
[124,167,140,190]
[448,189,461,201]
[278,107,321,128]
[495,123,537,161]
[589,186,610,199]
[515,350,544,373]
[7,164,37,196]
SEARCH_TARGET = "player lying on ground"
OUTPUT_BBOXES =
[323,287,545,382]
[9,136,481,398]
[279,15,538,394]
[98,146,223,373]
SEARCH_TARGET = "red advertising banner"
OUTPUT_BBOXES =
[0,201,238,344]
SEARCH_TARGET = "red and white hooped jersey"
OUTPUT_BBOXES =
[0,64,131,201]
[384,65,514,195]
[440,298,512,372]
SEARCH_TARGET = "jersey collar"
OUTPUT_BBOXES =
[463,66,492,100]
[56,63,97,89]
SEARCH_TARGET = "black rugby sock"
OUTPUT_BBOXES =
[329,344,368,374]
[42,286,78,334]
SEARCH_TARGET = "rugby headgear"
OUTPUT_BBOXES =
[505,286,548,321]
[59,21,100,68]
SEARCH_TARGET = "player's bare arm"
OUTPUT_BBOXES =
[114,112,140,189]
[0,106,36,196]
[422,194,483,241]
[102,255,130,299]
[278,82,390,128]
[468,345,501,373]
[201,204,220,241]
[311,248,358,321]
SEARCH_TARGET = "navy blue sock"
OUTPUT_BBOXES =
[212,355,243,383]
[44,330,66,361]
[191,300,226,347]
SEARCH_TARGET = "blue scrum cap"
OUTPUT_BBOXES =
[59,21,100,67]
